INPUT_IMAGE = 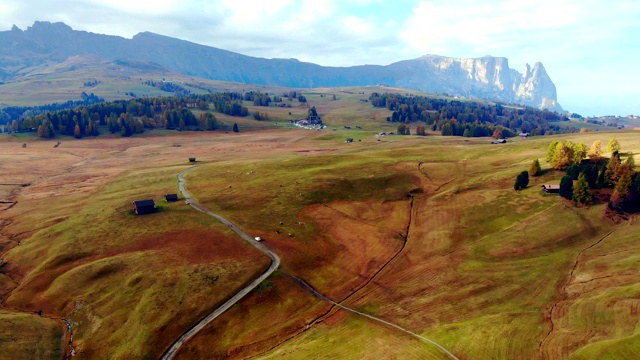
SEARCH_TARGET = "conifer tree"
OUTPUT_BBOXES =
[74,123,82,139]
[573,173,592,206]
[625,153,635,168]
[604,153,621,186]
[567,164,581,180]
[529,159,542,177]
[560,175,573,200]
[514,171,529,191]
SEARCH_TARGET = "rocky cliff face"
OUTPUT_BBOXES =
[514,62,559,110]
[387,55,561,111]
[0,22,561,111]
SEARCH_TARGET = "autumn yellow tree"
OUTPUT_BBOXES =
[607,138,620,153]
[547,140,559,163]
[588,140,602,162]
[572,142,587,164]
[551,142,574,169]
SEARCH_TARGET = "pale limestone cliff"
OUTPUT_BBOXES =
[400,55,561,111]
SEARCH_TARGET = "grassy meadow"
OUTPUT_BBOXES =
[1,86,639,359]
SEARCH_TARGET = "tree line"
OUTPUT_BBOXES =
[0,92,105,126]
[142,80,192,97]
[7,94,245,138]
[369,93,573,138]
[520,138,639,211]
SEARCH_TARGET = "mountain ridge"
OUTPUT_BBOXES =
[0,21,561,111]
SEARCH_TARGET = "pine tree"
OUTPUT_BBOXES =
[582,165,599,188]
[514,171,529,191]
[73,123,82,139]
[529,159,542,177]
[441,122,453,136]
[604,153,621,186]
[559,175,574,200]
[610,164,634,210]
[567,164,581,180]
[573,173,592,206]
[233,123,239,133]
[625,153,635,168]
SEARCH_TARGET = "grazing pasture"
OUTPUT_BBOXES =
[1,92,639,359]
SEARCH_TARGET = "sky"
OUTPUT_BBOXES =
[1,0,638,116]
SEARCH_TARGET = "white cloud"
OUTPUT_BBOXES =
[0,0,639,115]
[399,0,585,59]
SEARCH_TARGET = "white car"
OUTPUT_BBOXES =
[254,237,262,242]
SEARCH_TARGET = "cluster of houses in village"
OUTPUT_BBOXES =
[291,118,326,130]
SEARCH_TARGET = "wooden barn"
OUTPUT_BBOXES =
[133,199,156,214]
[164,194,179,202]
[541,184,560,194]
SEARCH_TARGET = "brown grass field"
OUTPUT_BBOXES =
[1,92,639,360]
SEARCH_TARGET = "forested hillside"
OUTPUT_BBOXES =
[370,93,572,137]
[2,93,252,138]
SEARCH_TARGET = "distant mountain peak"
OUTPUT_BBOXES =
[27,21,73,32]
[0,21,561,111]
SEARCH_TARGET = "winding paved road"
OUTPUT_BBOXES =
[161,166,281,360]
[163,165,456,360]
